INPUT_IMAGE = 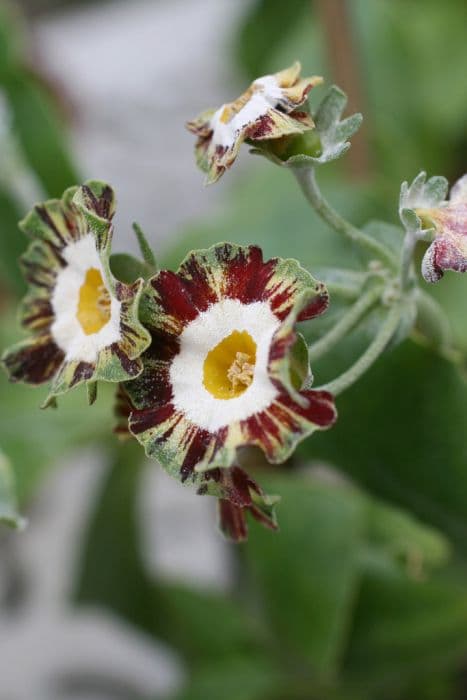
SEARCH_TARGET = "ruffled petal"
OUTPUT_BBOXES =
[422,235,467,283]
[72,180,116,253]
[143,244,328,337]
[2,335,64,385]
[20,186,84,250]
[418,202,467,283]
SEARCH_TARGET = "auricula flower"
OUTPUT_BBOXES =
[416,174,467,283]
[124,243,336,484]
[187,62,323,184]
[2,181,150,402]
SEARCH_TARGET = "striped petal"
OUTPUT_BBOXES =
[126,243,336,484]
[187,62,322,184]
[2,334,64,385]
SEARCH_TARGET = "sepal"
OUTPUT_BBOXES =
[251,85,362,168]
[203,466,279,542]
[399,171,448,233]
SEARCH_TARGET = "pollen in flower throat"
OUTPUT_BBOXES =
[203,330,257,399]
[77,267,111,335]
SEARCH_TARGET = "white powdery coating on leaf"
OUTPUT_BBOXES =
[170,298,280,432]
[50,235,121,363]
[450,174,467,204]
[210,75,284,150]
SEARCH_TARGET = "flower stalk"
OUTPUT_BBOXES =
[292,166,398,268]
[317,302,403,396]
[308,283,383,363]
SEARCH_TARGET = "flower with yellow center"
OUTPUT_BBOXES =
[187,61,323,184]
[123,243,336,484]
[2,181,150,402]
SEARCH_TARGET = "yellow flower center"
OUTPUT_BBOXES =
[77,267,111,335]
[203,330,257,399]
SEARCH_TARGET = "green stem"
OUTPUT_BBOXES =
[293,167,398,268]
[316,303,402,396]
[132,222,158,270]
[309,284,382,363]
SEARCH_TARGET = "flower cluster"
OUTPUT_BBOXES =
[2,182,336,540]
[4,59,462,540]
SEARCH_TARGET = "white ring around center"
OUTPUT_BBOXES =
[170,298,280,432]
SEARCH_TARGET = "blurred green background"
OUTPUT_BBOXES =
[1,1,467,699]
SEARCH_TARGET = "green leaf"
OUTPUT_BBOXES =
[109,253,154,284]
[74,440,156,634]
[245,474,367,679]
[153,583,264,665]
[344,569,467,690]
[0,312,113,502]
[175,656,281,700]
[364,498,450,574]
[301,340,467,552]
[0,185,26,296]
[3,75,79,198]
[0,448,24,529]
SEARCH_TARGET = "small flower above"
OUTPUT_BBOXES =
[2,181,151,403]
[187,61,323,184]
[124,243,336,486]
[400,171,467,283]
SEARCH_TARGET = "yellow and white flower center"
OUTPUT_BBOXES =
[77,267,111,335]
[170,299,280,432]
[203,330,256,399]
[51,235,121,363]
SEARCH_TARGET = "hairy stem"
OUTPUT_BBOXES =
[308,284,382,363]
[399,227,419,290]
[293,167,397,268]
[317,303,402,396]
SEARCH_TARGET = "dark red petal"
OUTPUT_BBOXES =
[130,402,179,436]
[218,500,248,542]
[278,389,337,427]
[298,287,329,321]
[221,245,277,305]
[3,336,64,385]
[151,269,215,328]
[70,361,94,386]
